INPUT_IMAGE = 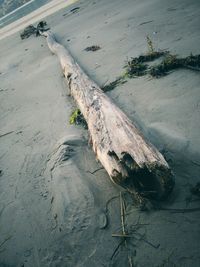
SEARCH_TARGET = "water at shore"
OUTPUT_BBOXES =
[0,0,50,28]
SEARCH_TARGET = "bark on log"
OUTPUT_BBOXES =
[42,31,174,199]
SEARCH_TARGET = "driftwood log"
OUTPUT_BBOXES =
[42,31,174,199]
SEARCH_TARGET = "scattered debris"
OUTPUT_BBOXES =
[20,21,49,39]
[84,45,101,52]
[69,108,88,129]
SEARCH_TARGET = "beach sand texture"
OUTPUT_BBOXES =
[0,0,200,266]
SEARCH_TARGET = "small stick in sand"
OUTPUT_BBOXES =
[111,192,161,265]
[111,192,133,266]
[120,192,133,267]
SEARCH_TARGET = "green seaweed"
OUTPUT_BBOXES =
[149,54,180,77]
[183,53,200,69]
[124,59,148,78]
[117,51,200,82]
[69,109,87,129]
[124,50,167,78]
[124,36,168,78]
[102,37,200,91]
[150,53,200,77]
[147,35,155,54]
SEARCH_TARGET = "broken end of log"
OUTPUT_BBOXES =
[110,161,174,200]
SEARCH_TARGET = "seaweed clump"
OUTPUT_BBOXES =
[124,35,168,78]
[84,45,101,52]
[149,54,180,77]
[20,21,49,39]
[20,25,36,39]
[150,54,200,77]
[104,36,200,90]
[124,51,167,78]
[102,36,168,90]
[124,58,148,77]
[69,109,88,129]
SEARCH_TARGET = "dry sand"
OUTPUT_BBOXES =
[0,0,200,266]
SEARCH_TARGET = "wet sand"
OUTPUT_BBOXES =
[0,0,200,266]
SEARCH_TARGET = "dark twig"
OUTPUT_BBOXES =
[110,239,125,261]
[105,195,119,214]
[87,167,104,175]
[0,131,14,138]
[120,192,133,267]
[111,192,134,265]
[139,20,153,26]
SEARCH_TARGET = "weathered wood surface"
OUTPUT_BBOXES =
[42,31,174,199]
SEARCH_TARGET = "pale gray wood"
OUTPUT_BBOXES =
[42,31,174,199]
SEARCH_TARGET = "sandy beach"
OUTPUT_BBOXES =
[0,0,200,266]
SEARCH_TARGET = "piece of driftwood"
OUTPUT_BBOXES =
[41,31,174,199]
